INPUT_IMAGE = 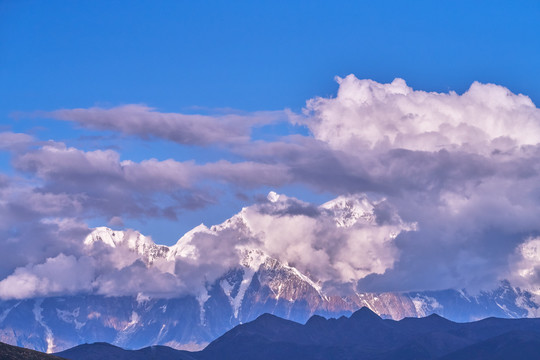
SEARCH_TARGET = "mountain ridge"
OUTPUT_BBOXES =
[52,308,540,360]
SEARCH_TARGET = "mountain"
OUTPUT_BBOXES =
[1,274,536,354]
[196,308,540,360]
[0,340,67,360]
[55,342,195,360]
[0,193,539,352]
[53,309,540,360]
[438,331,540,360]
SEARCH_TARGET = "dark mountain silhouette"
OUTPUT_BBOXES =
[0,341,67,360]
[55,342,196,360]
[439,330,540,360]
[52,307,540,359]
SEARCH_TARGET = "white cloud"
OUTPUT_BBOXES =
[287,76,540,292]
[240,194,415,285]
[303,75,540,154]
[0,254,95,299]
[510,237,540,296]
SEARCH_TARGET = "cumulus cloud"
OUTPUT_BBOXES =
[241,193,415,287]
[232,76,540,292]
[48,105,288,145]
[510,237,540,295]
[297,75,540,292]
[0,178,90,279]
[0,254,95,299]
[302,76,540,154]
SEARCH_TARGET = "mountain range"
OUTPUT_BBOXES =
[51,308,540,360]
[0,194,539,353]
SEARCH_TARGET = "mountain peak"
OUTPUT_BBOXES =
[305,314,327,327]
[321,194,376,227]
[84,227,156,249]
[256,313,282,322]
[423,312,455,325]
[350,307,381,322]
[168,223,210,259]
[84,226,170,265]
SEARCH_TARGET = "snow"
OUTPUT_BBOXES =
[56,307,86,330]
[411,295,443,317]
[196,290,210,325]
[125,311,140,329]
[267,191,280,203]
[168,224,211,260]
[114,311,141,346]
[33,299,55,353]
[321,194,376,228]
[220,269,254,319]
[136,293,151,304]
[155,324,167,343]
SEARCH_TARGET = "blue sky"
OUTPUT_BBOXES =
[1,0,540,252]
[3,0,540,113]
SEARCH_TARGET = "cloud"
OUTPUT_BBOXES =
[94,260,183,298]
[0,179,89,279]
[242,193,415,287]
[0,132,34,151]
[2,75,540,298]
[228,76,540,292]
[108,216,124,227]
[302,76,540,154]
[12,142,290,219]
[296,75,540,292]
[0,254,95,299]
[47,105,288,146]
[510,237,540,295]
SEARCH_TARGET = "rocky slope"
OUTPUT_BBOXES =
[0,340,67,360]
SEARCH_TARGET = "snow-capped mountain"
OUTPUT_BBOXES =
[85,227,171,265]
[0,193,538,353]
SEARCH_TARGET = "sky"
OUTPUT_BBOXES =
[1,1,540,298]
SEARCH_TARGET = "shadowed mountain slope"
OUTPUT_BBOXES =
[55,342,196,360]
[0,341,67,360]
[55,307,540,360]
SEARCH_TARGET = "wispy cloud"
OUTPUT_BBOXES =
[46,105,290,146]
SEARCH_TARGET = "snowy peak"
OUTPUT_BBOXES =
[210,209,251,234]
[321,194,376,227]
[84,227,169,264]
[239,248,269,270]
[168,224,210,260]
[84,227,126,248]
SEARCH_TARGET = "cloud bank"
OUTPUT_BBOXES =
[299,75,540,292]
[2,75,540,299]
